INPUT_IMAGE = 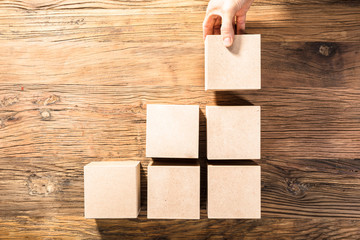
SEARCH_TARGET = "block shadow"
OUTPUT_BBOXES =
[95,218,147,240]
[215,91,254,106]
[199,108,207,212]
[207,160,258,166]
[150,158,199,164]
[139,162,147,211]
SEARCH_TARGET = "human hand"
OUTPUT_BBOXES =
[203,0,254,47]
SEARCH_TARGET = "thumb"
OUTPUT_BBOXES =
[221,12,235,47]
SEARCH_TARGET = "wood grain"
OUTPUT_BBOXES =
[0,216,360,239]
[0,0,360,238]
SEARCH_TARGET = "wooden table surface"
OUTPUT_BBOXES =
[0,0,359,239]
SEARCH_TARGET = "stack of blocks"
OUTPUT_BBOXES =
[83,34,261,219]
[146,104,201,219]
[205,34,261,219]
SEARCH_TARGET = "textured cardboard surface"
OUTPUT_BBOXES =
[146,104,199,158]
[205,34,261,90]
[208,160,261,219]
[147,161,200,219]
[84,161,140,218]
[206,106,261,159]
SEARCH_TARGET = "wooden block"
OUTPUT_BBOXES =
[84,161,140,218]
[207,106,261,159]
[147,161,200,219]
[146,104,199,158]
[208,160,261,219]
[205,34,261,90]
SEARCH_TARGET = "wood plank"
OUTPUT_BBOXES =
[1,86,359,160]
[0,0,359,10]
[0,156,359,219]
[0,41,358,86]
[0,2,358,42]
[0,216,359,239]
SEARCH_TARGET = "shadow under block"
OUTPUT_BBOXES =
[205,34,261,90]
[206,106,261,159]
[146,104,199,158]
[147,161,200,219]
[84,161,140,219]
[208,161,261,219]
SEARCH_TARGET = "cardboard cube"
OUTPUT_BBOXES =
[208,160,261,219]
[84,161,140,218]
[205,34,261,90]
[147,161,200,219]
[206,106,261,159]
[146,104,199,158]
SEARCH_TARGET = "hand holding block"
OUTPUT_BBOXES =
[207,106,261,159]
[146,104,199,158]
[84,161,140,218]
[147,161,200,219]
[205,34,261,90]
[208,160,261,219]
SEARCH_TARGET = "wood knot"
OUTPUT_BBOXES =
[5,113,21,123]
[40,109,51,120]
[26,174,59,196]
[286,178,308,196]
[0,95,19,107]
[318,43,336,57]
[33,94,60,106]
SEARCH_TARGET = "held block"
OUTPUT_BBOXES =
[205,34,261,90]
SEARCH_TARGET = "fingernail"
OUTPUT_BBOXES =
[223,37,232,47]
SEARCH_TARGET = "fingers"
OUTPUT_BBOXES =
[236,15,246,34]
[213,16,221,35]
[203,14,217,40]
[220,12,235,47]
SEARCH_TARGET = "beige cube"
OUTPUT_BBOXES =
[147,161,200,219]
[207,106,261,159]
[146,104,199,158]
[208,160,261,219]
[205,34,261,90]
[84,161,140,218]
